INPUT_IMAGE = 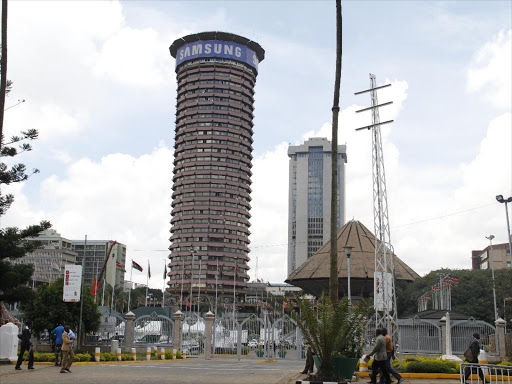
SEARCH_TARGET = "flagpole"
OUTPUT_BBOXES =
[180,256,185,312]
[102,278,105,306]
[145,260,149,307]
[215,258,218,319]
[197,255,202,315]
[189,249,196,319]
[232,259,237,327]
[128,260,133,312]
[162,259,167,308]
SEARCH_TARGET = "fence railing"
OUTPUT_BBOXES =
[459,362,511,384]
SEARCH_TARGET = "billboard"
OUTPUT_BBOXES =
[374,271,393,311]
[175,40,259,71]
[63,265,82,302]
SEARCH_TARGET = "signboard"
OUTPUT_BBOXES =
[175,40,259,71]
[63,265,82,302]
[374,271,393,311]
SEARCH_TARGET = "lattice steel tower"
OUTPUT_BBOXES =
[355,73,399,340]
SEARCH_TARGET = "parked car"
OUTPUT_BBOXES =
[135,334,160,344]
[248,339,258,348]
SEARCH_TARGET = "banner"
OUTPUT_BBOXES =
[63,265,82,302]
[374,271,393,311]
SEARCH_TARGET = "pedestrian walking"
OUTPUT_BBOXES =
[365,328,391,384]
[60,325,74,373]
[301,345,315,374]
[462,333,488,384]
[15,321,34,370]
[51,321,65,366]
[380,328,404,384]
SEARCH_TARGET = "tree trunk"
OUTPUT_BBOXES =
[0,0,7,152]
[329,0,342,306]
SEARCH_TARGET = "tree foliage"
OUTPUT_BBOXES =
[20,277,100,335]
[292,294,371,377]
[396,268,512,324]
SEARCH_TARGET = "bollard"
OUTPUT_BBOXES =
[131,348,136,361]
[172,348,177,360]
[117,348,121,361]
[146,347,151,361]
[160,348,165,360]
[479,349,489,377]
[359,355,369,372]
[95,347,100,362]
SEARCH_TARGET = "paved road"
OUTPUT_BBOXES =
[0,359,463,384]
[0,358,304,384]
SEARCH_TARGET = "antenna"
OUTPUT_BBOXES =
[355,73,399,343]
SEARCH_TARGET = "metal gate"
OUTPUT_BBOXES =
[239,314,266,359]
[132,311,174,347]
[213,314,238,356]
[182,313,205,356]
[272,315,301,360]
[451,318,498,355]
[398,316,442,354]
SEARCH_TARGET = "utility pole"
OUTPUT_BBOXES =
[355,74,398,341]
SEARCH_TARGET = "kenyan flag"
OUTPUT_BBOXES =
[447,277,459,289]
[116,263,126,272]
[132,260,143,272]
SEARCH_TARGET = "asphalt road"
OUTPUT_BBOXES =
[0,358,304,384]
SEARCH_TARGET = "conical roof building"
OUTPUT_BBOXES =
[286,220,420,298]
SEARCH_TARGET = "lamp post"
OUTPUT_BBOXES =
[496,195,512,267]
[486,235,498,321]
[344,246,353,306]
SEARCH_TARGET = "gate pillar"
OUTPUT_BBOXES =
[173,310,184,353]
[204,311,214,360]
[495,318,506,358]
[439,316,447,355]
[124,311,135,353]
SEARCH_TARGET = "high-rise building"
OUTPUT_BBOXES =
[167,32,265,309]
[287,137,347,274]
[72,239,126,288]
[14,229,77,287]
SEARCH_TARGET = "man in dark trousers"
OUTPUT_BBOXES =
[301,345,315,375]
[463,333,488,384]
[15,321,34,370]
[51,321,65,366]
[380,328,404,384]
[366,328,391,384]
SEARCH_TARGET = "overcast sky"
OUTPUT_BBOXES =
[2,1,511,289]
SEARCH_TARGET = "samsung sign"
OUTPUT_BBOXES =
[175,40,259,71]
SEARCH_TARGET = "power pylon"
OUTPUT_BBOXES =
[355,73,399,341]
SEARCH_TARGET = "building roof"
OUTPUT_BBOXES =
[286,220,420,297]
[404,310,473,321]
[169,31,265,61]
[130,306,174,319]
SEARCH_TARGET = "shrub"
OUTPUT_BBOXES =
[164,350,174,360]
[405,360,457,374]
[74,353,91,362]
[100,352,116,361]
[499,361,512,366]
[121,353,131,361]
[176,351,183,359]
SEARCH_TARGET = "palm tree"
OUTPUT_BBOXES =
[329,0,342,305]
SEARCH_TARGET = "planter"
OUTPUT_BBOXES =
[313,356,359,380]
[278,351,287,358]
[256,350,264,357]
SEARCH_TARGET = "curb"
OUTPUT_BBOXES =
[256,360,278,363]
[357,371,503,380]
[11,359,191,366]
[296,381,338,384]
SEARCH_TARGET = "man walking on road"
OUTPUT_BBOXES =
[15,321,34,371]
[463,333,488,384]
[51,321,65,366]
[366,328,391,384]
[60,325,74,373]
[380,328,404,384]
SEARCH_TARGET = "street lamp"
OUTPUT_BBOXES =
[496,195,512,267]
[344,246,353,306]
[189,247,197,318]
[486,235,498,321]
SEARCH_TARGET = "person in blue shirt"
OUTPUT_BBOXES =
[51,322,65,367]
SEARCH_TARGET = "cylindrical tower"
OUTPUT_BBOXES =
[167,32,265,311]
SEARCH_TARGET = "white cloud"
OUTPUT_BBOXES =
[467,29,512,109]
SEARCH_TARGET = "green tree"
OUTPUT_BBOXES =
[20,277,100,335]
[396,268,512,324]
